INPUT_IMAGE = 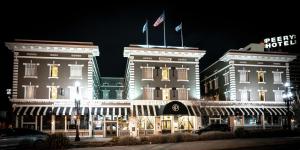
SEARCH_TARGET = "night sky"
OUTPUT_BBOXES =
[0,2,298,109]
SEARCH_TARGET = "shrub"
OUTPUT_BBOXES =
[234,127,249,138]
[147,135,162,144]
[118,136,140,145]
[46,133,70,149]
[139,136,149,144]
[199,131,234,140]
[111,136,120,143]
[182,133,199,142]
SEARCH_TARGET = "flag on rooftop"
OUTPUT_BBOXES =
[153,12,165,27]
[175,23,182,32]
[142,21,148,33]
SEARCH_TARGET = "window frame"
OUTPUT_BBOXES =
[48,62,60,79]
[238,69,250,83]
[141,65,155,81]
[68,63,84,80]
[176,66,189,81]
[23,60,39,78]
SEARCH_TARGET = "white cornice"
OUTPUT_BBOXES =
[220,51,296,62]
[5,42,100,56]
[123,46,206,59]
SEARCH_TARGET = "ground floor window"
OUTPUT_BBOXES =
[55,116,65,130]
[244,116,261,126]
[265,116,282,126]
[43,115,51,130]
[235,116,243,126]
[80,115,89,129]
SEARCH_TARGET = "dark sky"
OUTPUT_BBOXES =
[0,2,298,108]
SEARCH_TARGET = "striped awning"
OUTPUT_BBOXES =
[91,107,130,116]
[14,106,52,116]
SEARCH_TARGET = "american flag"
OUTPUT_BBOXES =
[153,12,165,27]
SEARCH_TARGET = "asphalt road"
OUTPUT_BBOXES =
[69,137,300,150]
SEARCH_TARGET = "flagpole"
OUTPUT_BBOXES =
[146,20,149,47]
[181,23,183,47]
[163,12,166,47]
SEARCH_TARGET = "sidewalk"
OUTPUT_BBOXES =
[68,137,112,142]
[69,136,300,150]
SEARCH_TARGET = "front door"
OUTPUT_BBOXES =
[106,122,117,137]
[162,120,171,134]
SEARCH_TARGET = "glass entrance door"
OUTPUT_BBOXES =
[162,120,171,134]
[106,122,117,137]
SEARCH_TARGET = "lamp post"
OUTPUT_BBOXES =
[283,82,293,131]
[74,81,81,141]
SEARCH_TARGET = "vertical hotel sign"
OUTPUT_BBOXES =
[264,34,296,49]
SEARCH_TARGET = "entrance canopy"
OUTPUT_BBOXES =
[162,101,189,116]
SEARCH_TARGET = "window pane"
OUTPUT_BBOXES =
[177,69,187,80]
[70,66,82,78]
[162,89,170,100]
[142,68,153,80]
[178,89,187,100]
[51,87,58,99]
[162,67,169,80]
[51,65,58,77]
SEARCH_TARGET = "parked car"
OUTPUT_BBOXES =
[195,124,231,135]
[0,128,49,149]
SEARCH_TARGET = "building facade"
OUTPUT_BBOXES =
[123,45,206,136]
[6,40,298,137]
[200,43,297,129]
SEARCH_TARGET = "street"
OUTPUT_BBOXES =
[69,137,300,150]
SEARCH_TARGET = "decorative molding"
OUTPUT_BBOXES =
[220,51,296,62]
[6,42,99,56]
[124,46,206,59]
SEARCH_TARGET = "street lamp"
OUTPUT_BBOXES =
[282,82,294,131]
[74,81,81,141]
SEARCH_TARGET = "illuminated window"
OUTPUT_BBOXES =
[115,90,123,99]
[214,78,219,89]
[238,69,250,83]
[176,65,189,81]
[23,60,39,78]
[273,90,284,102]
[257,69,266,83]
[48,62,60,78]
[47,83,59,99]
[272,70,283,84]
[258,90,267,101]
[162,88,170,100]
[141,64,154,80]
[22,82,38,99]
[143,85,154,100]
[240,89,250,101]
[69,62,84,79]
[102,90,110,99]
[224,91,230,101]
[223,72,229,85]
[161,65,170,81]
[204,83,208,94]
[209,80,213,90]
[178,87,188,100]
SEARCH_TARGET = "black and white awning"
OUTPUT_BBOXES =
[91,107,130,116]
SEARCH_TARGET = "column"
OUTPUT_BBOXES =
[35,116,38,130]
[51,115,55,133]
[103,116,106,137]
[40,116,43,131]
[15,116,18,128]
[21,116,23,128]
[117,118,119,137]
[261,114,265,129]
[65,116,67,132]
[88,108,92,137]
[171,116,174,134]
